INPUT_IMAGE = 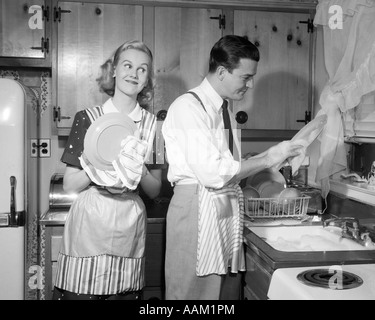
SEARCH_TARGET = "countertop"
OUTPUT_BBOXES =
[244,218,375,271]
[40,199,169,226]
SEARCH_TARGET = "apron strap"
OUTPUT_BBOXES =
[187,91,207,113]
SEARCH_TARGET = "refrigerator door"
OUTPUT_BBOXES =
[0,79,26,300]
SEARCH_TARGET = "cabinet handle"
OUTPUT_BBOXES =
[53,107,71,122]
[210,14,226,30]
[236,111,248,124]
[54,7,72,22]
[156,110,168,121]
[299,19,314,33]
[296,111,311,125]
[30,37,49,53]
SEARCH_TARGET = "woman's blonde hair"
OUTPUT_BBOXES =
[96,40,154,109]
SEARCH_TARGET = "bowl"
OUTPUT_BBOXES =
[242,186,260,199]
[257,181,285,198]
[246,168,286,190]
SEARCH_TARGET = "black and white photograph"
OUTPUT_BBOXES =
[1,0,375,305]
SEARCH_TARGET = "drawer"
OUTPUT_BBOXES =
[51,236,63,261]
[244,251,272,300]
[243,285,258,300]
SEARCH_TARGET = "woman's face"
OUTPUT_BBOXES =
[114,48,150,98]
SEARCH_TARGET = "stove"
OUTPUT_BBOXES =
[267,264,375,300]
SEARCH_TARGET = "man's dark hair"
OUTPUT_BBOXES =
[208,35,260,73]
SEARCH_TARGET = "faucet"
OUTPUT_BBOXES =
[323,217,373,247]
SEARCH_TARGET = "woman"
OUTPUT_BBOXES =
[52,40,162,300]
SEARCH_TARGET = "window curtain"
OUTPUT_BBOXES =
[312,0,375,199]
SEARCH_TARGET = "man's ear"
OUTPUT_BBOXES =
[216,66,227,81]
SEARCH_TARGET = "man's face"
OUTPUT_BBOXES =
[222,58,258,101]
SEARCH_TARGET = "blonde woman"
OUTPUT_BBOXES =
[53,40,162,300]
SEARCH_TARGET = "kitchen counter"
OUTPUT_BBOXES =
[40,199,169,226]
[244,221,375,271]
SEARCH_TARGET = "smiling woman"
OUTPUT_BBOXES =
[96,40,154,110]
[52,40,163,300]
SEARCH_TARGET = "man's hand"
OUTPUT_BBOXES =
[266,141,304,171]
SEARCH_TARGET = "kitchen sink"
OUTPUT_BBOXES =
[247,225,375,252]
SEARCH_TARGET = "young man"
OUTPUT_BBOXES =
[162,35,302,300]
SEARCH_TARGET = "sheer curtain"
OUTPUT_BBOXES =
[312,0,375,198]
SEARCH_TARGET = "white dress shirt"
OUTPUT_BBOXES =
[162,78,240,189]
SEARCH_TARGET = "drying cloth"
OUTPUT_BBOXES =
[290,114,327,176]
[112,135,148,189]
[197,183,245,276]
[312,0,375,198]
[79,135,148,190]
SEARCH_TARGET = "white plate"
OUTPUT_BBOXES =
[84,113,138,171]
[246,168,287,190]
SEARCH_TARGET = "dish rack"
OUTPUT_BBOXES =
[245,195,311,219]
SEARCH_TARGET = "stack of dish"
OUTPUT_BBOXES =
[246,169,286,198]
[243,169,306,217]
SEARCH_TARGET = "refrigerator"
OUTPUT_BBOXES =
[0,78,39,300]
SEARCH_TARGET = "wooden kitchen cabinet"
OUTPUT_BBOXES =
[0,0,52,67]
[52,1,318,135]
[52,1,143,134]
[243,246,272,300]
[233,9,314,131]
[143,221,166,300]
[152,6,223,119]
[43,224,64,300]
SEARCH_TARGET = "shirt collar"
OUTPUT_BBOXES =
[102,98,143,122]
[200,78,226,113]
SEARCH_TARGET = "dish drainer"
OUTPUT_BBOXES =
[245,195,311,219]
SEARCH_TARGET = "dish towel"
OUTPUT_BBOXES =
[79,135,148,190]
[197,183,246,276]
[112,135,148,189]
[289,114,327,176]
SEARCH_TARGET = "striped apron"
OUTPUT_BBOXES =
[197,183,246,276]
[54,106,156,295]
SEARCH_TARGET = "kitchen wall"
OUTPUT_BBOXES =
[2,19,373,218]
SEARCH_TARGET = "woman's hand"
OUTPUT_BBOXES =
[63,165,91,193]
[140,166,162,199]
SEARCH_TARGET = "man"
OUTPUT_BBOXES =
[162,35,302,300]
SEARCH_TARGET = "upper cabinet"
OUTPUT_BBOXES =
[49,0,318,135]
[52,1,143,133]
[233,10,314,131]
[153,6,224,119]
[0,0,52,67]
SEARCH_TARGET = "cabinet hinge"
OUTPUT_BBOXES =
[299,19,314,33]
[53,106,60,122]
[210,14,226,30]
[42,5,49,21]
[54,6,72,23]
[53,107,71,122]
[296,111,312,125]
[30,37,49,54]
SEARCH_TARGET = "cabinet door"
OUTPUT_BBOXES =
[55,1,143,131]
[233,10,312,130]
[0,0,50,66]
[153,6,223,118]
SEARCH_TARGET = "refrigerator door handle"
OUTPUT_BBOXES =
[10,176,17,225]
